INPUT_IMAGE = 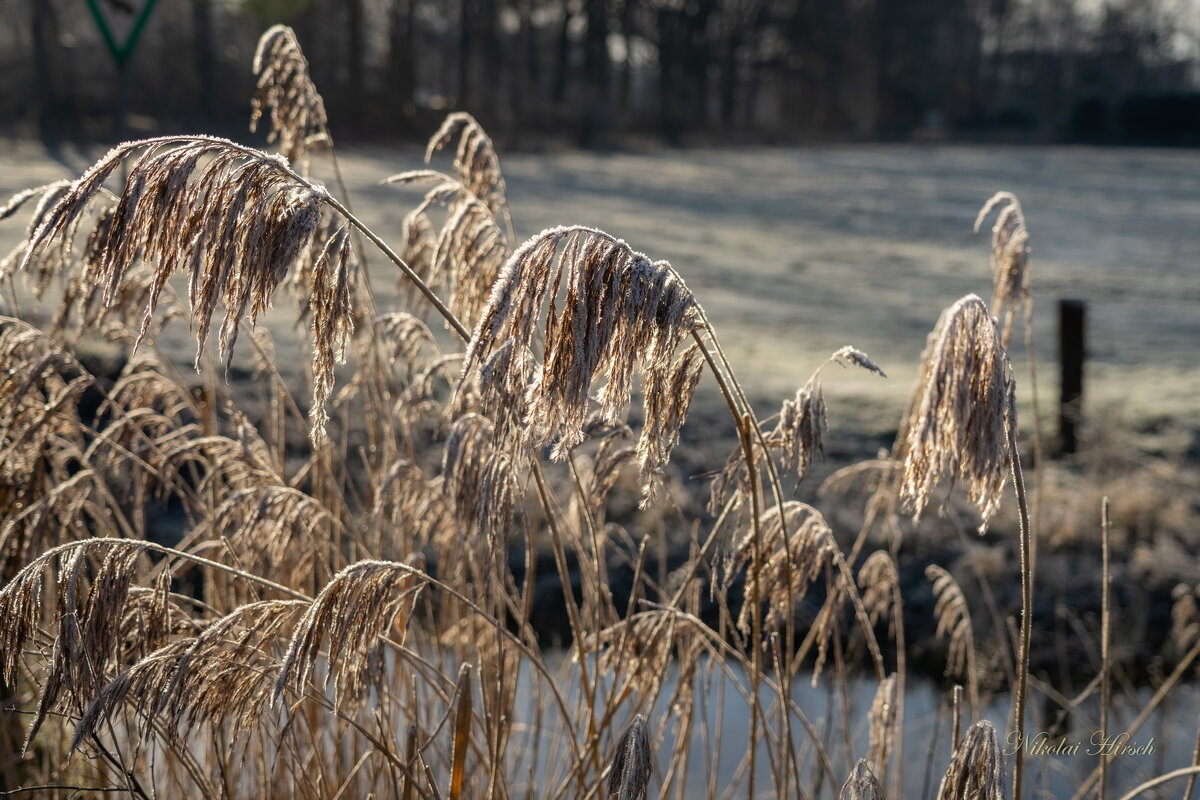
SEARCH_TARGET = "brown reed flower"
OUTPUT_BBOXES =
[898,294,1015,532]
[251,25,329,165]
[460,225,699,504]
[426,112,512,233]
[72,599,306,749]
[936,720,1007,800]
[275,556,426,708]
[20,136,353,439]
[608,714,652,800]
[926,564,980,716]
[840,759,887,799]
[974,192,1030,347]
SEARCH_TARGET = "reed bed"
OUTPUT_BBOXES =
[0,25,1194,800]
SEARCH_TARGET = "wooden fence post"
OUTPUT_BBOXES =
[1058,299,1086,454]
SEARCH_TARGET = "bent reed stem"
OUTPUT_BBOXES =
[1009,431,1034,800]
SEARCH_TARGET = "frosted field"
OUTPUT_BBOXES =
[3,140,1197,442]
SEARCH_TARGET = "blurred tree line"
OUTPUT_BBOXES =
[4,0,1199,147]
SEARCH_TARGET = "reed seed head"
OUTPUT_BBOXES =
[275,556,426,709]
[20,136,352,441]
[461,225,699,504]
[926,565,976,695]
[426,112,511,228]
[840,759,887,799]
[974,192,1030,347]
[608,714,652,800]
[898,294,1015,533]
[936,720,1008,800]
[867,673,898,778]
[72,599,306,749]
[252,25,329,164]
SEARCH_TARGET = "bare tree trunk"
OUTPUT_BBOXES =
[479,0,499,124]
[515,0,537,123]
[580,0,609,144]
[388,0,418,122]
[553,0,572,106]
[458,0,472,108]
[616,0,636,119]
[720,20,740,128]
[192,0,215,121]
[31,0,58,143]
[347,0,365,132]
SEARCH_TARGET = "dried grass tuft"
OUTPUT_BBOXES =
[21,136,353,439]
[926,565,979,715]
[608,714,652,800]
[425,112,512,233]
[898,294,1015,532]
[72,599,305,749]
[974,192,1029,347]
[275,556,426,708]
[840,759,886,799]
[936,719,1007,800]
[251,25,329,164]
[461,225,699,503]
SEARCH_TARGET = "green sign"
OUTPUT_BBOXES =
[84,0,161,68]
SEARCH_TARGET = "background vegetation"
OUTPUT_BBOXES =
[4,0,1200,147]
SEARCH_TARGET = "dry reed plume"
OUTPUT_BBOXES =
[275,556,425,708]
[733,501,837,633]
[974,192,1030,347]
[607,714,652,800]
[926,564,981,717]
[385,170,510,326]
[426,112,513,235]
[460,225,700,502]
[0,180,74,298]
[20,136,353,437]
[867,672,898,778]
[936,720,1008,800]
[840,759,886,800]
[776,346,884,483]
[442,412,521,541]
[251,24,329,164]
[73,599,306,748]
[711,344,883,510]
[898,294,1015,532]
